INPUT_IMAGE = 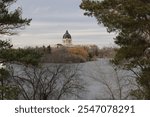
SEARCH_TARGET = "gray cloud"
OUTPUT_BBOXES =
[9,0,116,48]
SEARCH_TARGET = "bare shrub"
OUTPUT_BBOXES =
[86,60,135,100]
[9,64,85,100]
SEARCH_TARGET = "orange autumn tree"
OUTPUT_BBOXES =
[68,47,89,60]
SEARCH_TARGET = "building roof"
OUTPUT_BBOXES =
[63,30,71,39]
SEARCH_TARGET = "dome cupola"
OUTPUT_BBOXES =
[62,30,72,46]
[63,30,71,39]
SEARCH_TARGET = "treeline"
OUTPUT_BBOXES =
[27,45,117,63]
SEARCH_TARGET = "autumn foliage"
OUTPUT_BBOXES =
[68,47,89,60]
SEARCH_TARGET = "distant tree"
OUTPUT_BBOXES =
[80,0,150,99]
[98,47,117,58]
[68,47,89,60]
[43,45,46,52]
[87,45,99,59]
[47,45,51,54]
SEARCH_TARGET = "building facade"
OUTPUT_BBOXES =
[63,30,72,46]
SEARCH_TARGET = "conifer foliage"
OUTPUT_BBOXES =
[0,0,31,35]
[0,0,33,99]
[80,0,150,99]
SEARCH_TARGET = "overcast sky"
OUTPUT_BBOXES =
[8,0,116,48]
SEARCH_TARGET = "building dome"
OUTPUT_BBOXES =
[63,30,71,39]
[62,30,72,46]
